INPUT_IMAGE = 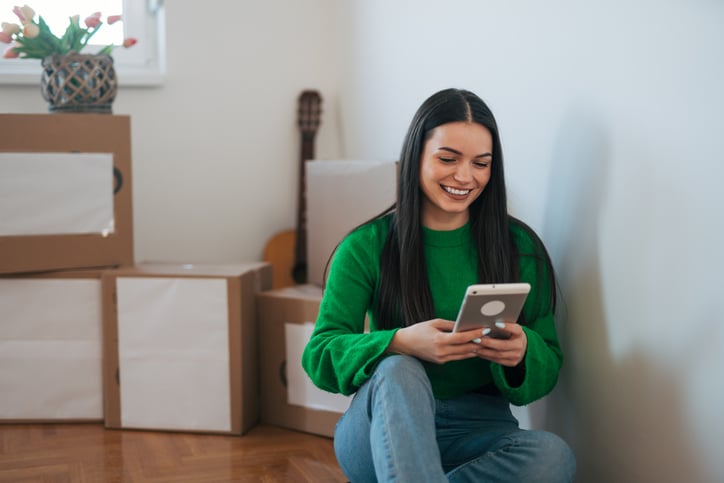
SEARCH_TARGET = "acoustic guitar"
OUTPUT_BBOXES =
[263,90,323,289]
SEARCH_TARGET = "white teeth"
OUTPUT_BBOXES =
[444,186,471,196]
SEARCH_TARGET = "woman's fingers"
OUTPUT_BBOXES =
[473,324,527,366]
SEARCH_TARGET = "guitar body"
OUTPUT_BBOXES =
[263,90,322,289]
[263,230,296,289]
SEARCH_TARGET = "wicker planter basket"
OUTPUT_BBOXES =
[41,53,117,113]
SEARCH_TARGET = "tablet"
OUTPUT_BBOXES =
[452,283,531,339]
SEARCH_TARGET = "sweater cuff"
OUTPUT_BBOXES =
[503,357,526,387]
[490,327,536,405]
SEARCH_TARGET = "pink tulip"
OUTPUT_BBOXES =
[3,44,20,58]
[12,5,35,24]
[122,37,137,48]
[85,12,102,29]
[0,32,11,43]
[107,15,122,25]
[12,6,25,23]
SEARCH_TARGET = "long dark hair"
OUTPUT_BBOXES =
[377,88,520,329]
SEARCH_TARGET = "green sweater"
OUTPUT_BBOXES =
[301,214,563,406]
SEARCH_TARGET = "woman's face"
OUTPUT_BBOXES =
[419,121,493,230]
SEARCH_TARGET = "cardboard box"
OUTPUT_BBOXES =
[257,284,351,438]
[0,114,134,274]
[103,262,271,435]
[306,160,397,286]
[0,269,105,422]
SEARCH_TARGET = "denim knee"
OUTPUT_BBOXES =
[506,430,576,483]
[446,429,575,483]
[535,431,576,481]
[365,354,434,417]
[374,354,426,380]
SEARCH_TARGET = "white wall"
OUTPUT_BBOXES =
[335,1,724,482]
[2,1,723,481]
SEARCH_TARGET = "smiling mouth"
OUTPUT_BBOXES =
[442,185,472,196]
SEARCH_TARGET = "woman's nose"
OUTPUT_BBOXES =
[453,163,473,183]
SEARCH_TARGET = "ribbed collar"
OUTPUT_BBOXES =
[422,223,471,247]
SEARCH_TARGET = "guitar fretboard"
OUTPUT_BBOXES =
[292,90,322,284]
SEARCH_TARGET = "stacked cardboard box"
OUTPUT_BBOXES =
[0,114,134,274]
[0,269,106,422]
[257,160,397,437]
[0,114,133,424]
[103,262,271,435]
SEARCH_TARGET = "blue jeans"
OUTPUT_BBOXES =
[334,354,575,482]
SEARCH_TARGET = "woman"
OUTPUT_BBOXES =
[302,88,575,482]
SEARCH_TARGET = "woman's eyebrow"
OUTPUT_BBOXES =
[438,146,492,158]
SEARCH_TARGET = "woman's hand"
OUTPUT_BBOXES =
[386,320,527,366]
[472,322,527,367]
[387,319,485,364]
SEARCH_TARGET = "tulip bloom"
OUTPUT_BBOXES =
[13,5,35,24]
[2,22,21,35]
[0,32,11,43]
[122,37,137,48]
[2,44,20,58]
[107,15,122,25]
[22,22,39,38]
[84,12,101,29]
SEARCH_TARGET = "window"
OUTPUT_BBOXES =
[0,0,165,85]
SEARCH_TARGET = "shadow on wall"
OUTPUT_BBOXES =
[533,105,707,483]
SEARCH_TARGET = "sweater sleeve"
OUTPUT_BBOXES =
[301,223,397,396]
[490,224,564,406]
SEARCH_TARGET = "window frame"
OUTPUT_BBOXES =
[0,0,165,86]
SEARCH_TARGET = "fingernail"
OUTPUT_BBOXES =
[495,321,506,329]
[482,328,492,336]
[472,338,482,344]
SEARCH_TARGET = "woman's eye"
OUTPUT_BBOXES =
[474,161,490,168]
[439,157,456,163]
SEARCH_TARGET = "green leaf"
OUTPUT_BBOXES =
[97,44,114,56]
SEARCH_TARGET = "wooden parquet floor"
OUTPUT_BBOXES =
[0,423,347,482]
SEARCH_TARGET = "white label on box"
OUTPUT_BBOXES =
[0,152,114,236]
[0,279,103,419]
[116,277,231,432]
[285,322,351,413]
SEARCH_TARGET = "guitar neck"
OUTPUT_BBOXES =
[293,134,316,270]
[292,89,322,285]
